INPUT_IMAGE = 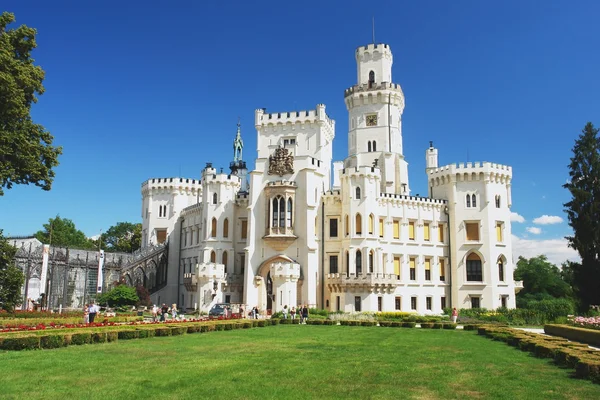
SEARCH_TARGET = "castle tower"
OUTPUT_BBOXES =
[344,43,408,195]
[230,120,249,193]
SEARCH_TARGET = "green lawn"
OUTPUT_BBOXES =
[1,326,599,399]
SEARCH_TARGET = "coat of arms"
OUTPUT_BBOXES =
[268,147,294,176]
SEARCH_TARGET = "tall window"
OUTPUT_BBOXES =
[394,256,401,278]
[329,218,338,238]
[345,215,349,236]
[408,221,415,240]
[472,194,477,207]
[279,197,285,227]
[471,297,481,309]
[466,194,471,208]
[426,297,432,311]
[287,198,293,227]
[330,255,339,274]
[440,259,446,281]
[355,213,362,235]
[368,214,374,235]
[379,218,384,238]
[395,297,401,310]
[393,220,400,239]
[498,257,505,281]
[411,296,417,311]
[410,257,416,280]
[495,195,501,208]
[466,253,483,281]
[425,258,431,281]
[223,218,229,238]
[212,192,218,204]
[345,251,349,275]
[438,223,444,242]
[210,250,216,263]
[211,218,217,238]
[441,297,446,310]
[368,70,375,88]
[424,223,430,241]
[356,250,362,275]
[355,187,361,199]
[241,220,248,239]
[368,250,374,273]
[222,252,228,272]
[372,141,377,151]
[368,141,372,152]
[272,198,278,227]
[496,222,503,242]
[466,222,480,241]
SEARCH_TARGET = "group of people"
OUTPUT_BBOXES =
[282,305,309,323]
[83,303,99,324]
[151,303,178,322]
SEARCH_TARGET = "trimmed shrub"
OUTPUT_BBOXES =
[187,325,201,333]
[432,323,444,329]
[420,322,434,329]
[137,329,150,338]
[257,320,266,327]
[443,323,457,330]
[545,324,600,347]
[71,332,92,345]
[1,336,40,351]
[323,320,334,326]
[224,323,234,331]
[291,319,300,325]
[155,327,172,337]
[242,322,252,329]
[310,319,324,325]
[360,321,375,327]
[214,324,225,331]
[463,324,478,331]
[379,321,391,327]
[270,319,280,325]
[92,332,108,343]
[40,335,66,349]
[118,330,139,340]
[171,326,187,335]
[576,358,600,383]
[106,331,118,342]
[279,318,291,325]
[401,322,416,328]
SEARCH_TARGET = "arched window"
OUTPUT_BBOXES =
[372,141,377,152]
[356,250,362,275]
[466,194,471,208]
[210,250,216,263]
[495,195,501,208]
[355,213,362,235]
[368,214,374,235]
[466,253,483,281]
[222,251,228,272]
[356,187,361,199]
[345,215,349,236]
[498,257,505,282]
[279,197,285,227]
[212,192,218,204]
[369,250,374,273]
[211,218,217,238]
[287,197,293,227]
[368,70,375,88]
[272,197,278,227]
[345,251,350,275]
[472,194,477,207]
[368,141,372,152]
[223,218,229,238]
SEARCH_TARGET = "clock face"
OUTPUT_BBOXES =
[366,114,377,126]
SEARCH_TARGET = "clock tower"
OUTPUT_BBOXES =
[344,43,409,195]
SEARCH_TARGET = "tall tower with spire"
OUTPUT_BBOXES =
[230,119,248,192]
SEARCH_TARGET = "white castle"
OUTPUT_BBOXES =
[141,42,521,314]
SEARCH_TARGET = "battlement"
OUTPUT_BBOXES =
[255,104,334,129]
[341,165,381,179]
[427,162,512,182]
[355,43,392,57]
[204,172,241,187]
[180,202,203,217]
[379,193,447,205]
[142,177,202,195]
[344,82,403,97]
[266,180,297,187]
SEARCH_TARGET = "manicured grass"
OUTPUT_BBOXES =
[1,326,599,399]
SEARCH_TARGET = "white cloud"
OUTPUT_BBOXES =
[511,234,580,266]
[510,212,525,223]
[533,215,564,225]
[526,227,542,235]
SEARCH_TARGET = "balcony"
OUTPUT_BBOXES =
[183,273,197,292]
[263,226,297,251]
[514,280,524,294]
[326,272,398,293]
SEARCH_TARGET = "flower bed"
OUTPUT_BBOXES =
[569,316,600,331]
[476,325,600,384]
[0,316,143,330]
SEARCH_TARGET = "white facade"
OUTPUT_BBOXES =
[141,42,520,314]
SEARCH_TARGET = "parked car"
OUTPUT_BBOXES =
[209,303,229,318]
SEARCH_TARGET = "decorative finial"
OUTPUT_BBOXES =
[429,141,433,148]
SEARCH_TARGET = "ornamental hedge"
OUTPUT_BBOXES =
[476,325,600,384]
[544,324,600,347]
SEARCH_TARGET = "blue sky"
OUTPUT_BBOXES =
[2,1,598,264]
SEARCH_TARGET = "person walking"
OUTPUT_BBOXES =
[283,305,288,319]
[301,305,309,324]
[161,303,168,322]
[451,307,458,323]
[290,306,296,320]
[88,302,97,323]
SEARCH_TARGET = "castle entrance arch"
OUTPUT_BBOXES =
[256,255,301,316]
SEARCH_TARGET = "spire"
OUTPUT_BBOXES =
[233,118,243,162]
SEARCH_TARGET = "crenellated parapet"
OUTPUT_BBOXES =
[341,165,382,181]
[428,162,512,187]
[355,43,392,60]
[142,177,202,196]
[378,193,447,210]
[180,202,203,218]
[203,172,242,189]
[255,105,335,142]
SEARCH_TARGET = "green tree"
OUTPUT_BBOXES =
[97,284,139,307]
[563,122,600,311]
[0,12,62,196]
[0,230,25,311]
[34,216,94,249]
[514,255,572,308]
[100,222,142,253]
[135,285,152,307]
